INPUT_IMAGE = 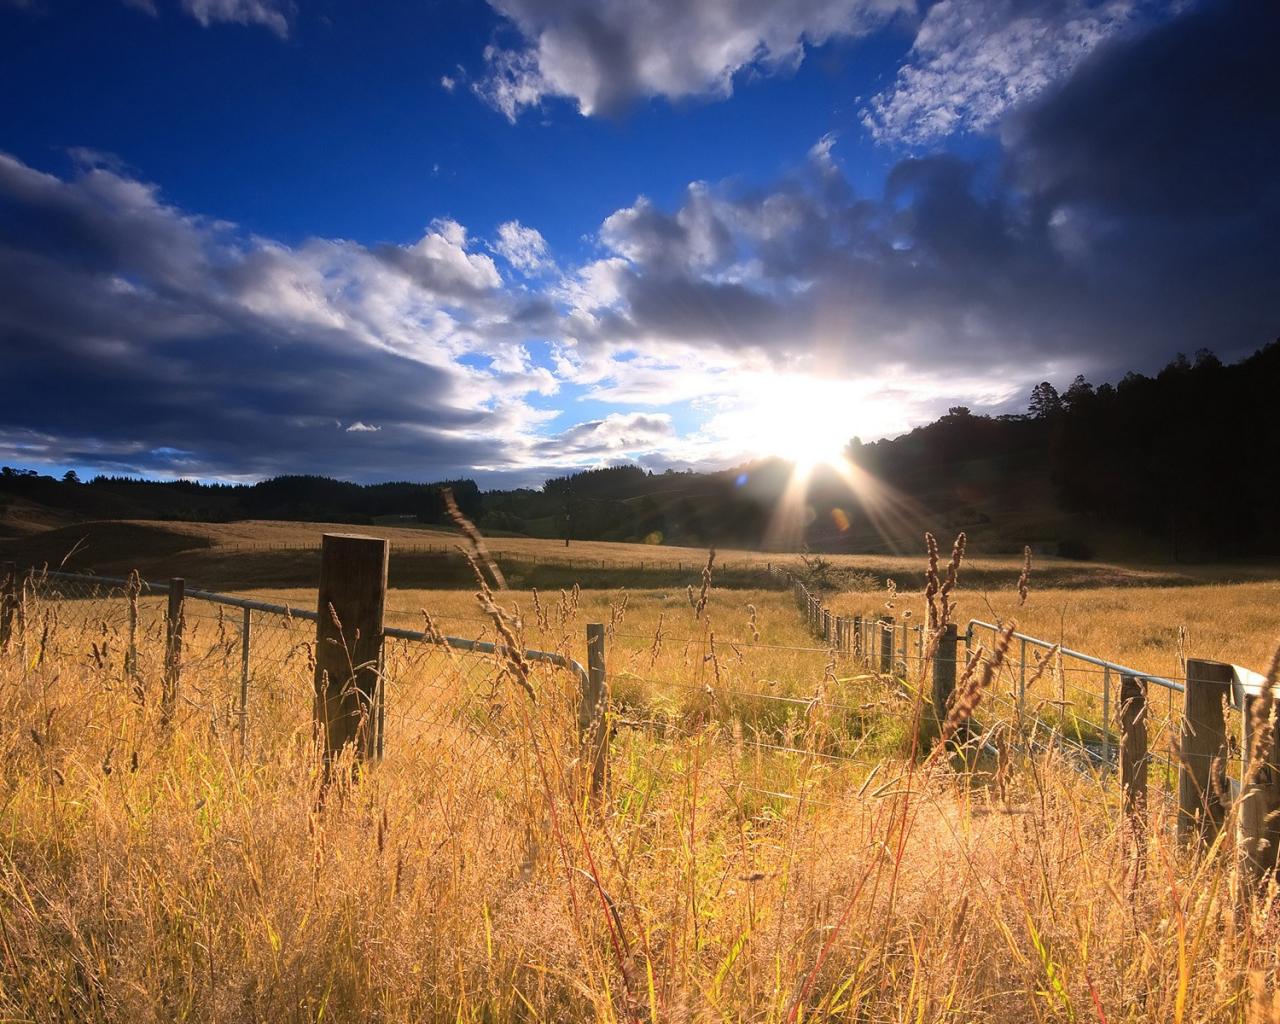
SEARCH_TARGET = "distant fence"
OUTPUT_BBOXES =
[779,567,1280,885]
[220,540,770,576]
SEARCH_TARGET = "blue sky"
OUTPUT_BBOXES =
[0,0,1276,485]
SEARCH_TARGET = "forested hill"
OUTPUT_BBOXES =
[3,340,1278,560]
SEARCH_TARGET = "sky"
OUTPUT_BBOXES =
[0,0,1276,487]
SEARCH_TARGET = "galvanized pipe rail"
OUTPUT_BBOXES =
[964,618,1184,694]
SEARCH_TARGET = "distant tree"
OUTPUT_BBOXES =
[1062,375,1094,412]
[1193,348,1221,370]
[1028,382,1062,418]
[62,470,80,484]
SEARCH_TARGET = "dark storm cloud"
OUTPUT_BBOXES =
[1008,1,1279,220]
[568,0,1278,392]
[1002,0,1280,355]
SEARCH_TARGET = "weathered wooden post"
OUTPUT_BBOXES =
[879,615,894,675]
[853,615,862,659]
[1177,658,1232,850]
[580,623,608,803]
[0,562,16,652]
[313,534,389,763]
[1238,680,1280,889]
[163,578,185,723]
[1118,674,1149,835]
[932,624,958,735]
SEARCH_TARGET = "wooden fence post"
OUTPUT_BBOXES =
[580,623,608,804]
[879,615,894,674]
[313,534,389,763]
[0,562,15,652]
[853,615,862,658]
[1118,674,1149,837]
[163,578,185,724]
[1177,658,1232,850]
[1238,685,1280,889]
[932,624,958,735]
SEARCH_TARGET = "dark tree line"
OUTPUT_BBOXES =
[1047,343,1280,557]
[845,339,1280,559]
[0,471,482,526]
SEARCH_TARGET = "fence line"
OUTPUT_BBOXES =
[218,541,771,578]
[11,544,1279,888]
[770,564,1279,884]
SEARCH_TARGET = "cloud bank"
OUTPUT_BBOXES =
[1,0,1275,482]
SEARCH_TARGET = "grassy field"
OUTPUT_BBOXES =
[3,524,1280,1020]
[5,544,1280,1022]
[10,516,1271,591]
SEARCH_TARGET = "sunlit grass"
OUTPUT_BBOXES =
[3,568,1279,1022]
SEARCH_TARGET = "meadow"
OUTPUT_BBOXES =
[2,530,1279,1021]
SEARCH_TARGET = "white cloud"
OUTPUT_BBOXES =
[533,411,675,460]
[440,75,457,93]
[476,0,913,120]
[345,421,380,432]
[180,0,294,37]
[493,220,552,274]
[863,0,1145,144]
[378,218,503,299]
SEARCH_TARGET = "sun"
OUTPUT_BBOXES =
[767,422,852,472]
[711,373,868,469]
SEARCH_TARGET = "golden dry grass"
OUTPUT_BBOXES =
[4,559,1280,1023]
[10,516,1229,586]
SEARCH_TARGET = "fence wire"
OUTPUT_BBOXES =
[13,564,1255,836]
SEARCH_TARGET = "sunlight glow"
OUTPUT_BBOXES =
[703,373,906,470]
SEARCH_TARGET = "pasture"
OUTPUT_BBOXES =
[1,525,1278,1021]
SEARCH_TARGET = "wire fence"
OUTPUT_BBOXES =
[774,564,1278,851]
[11,570,588,808]
[5,566,908,819]
[8,560,1270,850]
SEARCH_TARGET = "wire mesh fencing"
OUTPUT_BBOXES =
[13,571,586,789]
